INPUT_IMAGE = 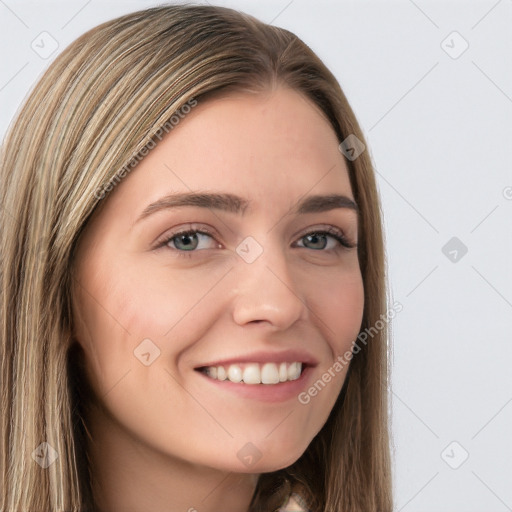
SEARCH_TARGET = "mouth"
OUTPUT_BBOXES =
[195,361,306,385]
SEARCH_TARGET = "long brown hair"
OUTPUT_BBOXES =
[0,4,392,511]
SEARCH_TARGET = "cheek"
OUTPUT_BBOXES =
[332,279,365,351]
[72,254,229,389]
[307,264,365,354]
[72,276,137,396]
[299,266,363,414]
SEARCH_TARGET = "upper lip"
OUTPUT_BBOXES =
[194,349,319,369]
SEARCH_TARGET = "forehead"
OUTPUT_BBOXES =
[96,87,353,223]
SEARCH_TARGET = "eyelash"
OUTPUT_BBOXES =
[155,225,356,257]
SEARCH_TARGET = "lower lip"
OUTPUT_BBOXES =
[195,366,314,403]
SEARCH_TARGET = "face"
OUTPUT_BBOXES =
[72,86,364,473]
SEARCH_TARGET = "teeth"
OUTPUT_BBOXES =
[279,362,288,382]
[261,363,280,384]
[242,364,260,385]
[227,365,242,383]
[288,362,301,381]
[203,362,303,384]
[216,366,226,380]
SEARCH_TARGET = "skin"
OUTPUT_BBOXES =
[71,86,364,512]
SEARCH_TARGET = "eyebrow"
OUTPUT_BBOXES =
[136,192,358,223]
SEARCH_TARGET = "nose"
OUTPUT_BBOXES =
[230,239,307,330]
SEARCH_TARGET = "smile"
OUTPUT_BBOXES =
[198,362,303,384]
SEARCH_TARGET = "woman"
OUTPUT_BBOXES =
[0,4,392,511]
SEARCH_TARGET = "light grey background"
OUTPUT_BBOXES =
[1,1,511,510]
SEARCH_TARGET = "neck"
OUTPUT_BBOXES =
[84,401,259,512]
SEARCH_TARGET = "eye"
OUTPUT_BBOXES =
[157,227,219,254]
[294,227,356,251]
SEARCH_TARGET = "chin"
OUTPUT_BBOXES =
[233,440,309,474]
[236,452,305,474]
